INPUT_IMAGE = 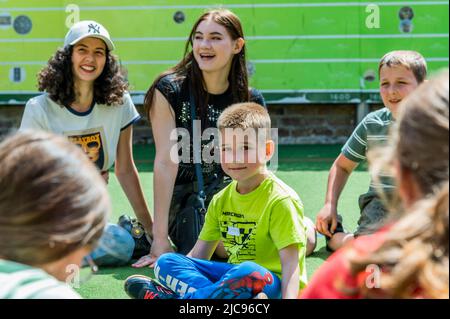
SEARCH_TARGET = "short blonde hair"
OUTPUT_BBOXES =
[378,50,427,84]
[217,102,271,133]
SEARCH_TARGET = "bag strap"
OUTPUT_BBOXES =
[204,174,223,197]
[189,85,206,202]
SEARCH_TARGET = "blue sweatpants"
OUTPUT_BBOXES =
[154,253,281,299]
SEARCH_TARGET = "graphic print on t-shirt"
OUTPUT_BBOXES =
[66,128,107,170]
[220,211,257,262]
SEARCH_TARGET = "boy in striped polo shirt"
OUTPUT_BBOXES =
[315,51,427,251]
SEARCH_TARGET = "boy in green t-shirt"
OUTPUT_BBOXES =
[315,51,427,252]
[125,103,308,299]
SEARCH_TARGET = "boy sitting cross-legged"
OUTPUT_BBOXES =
[124,102,308,299]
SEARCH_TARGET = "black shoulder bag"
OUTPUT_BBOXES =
[171,90,222,254]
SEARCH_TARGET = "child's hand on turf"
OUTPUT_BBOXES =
[131,237,174,268]
[316,203,338,238]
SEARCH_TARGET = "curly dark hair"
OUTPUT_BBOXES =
[38,45,128,107]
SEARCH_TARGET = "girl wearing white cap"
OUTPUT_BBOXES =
[19,21,153,261]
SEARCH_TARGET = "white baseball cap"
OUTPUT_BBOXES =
[64,20,115,51]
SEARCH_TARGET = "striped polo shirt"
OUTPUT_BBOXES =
[0,259,81,299]
[342,107,396,194]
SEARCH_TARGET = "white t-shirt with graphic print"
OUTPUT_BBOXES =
[20,93,140,171]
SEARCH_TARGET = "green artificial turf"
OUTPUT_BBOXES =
[75,144,370,299]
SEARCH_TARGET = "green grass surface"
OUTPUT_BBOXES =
[75,144,370,299]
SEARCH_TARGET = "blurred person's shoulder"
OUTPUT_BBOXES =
[0,259,81,299]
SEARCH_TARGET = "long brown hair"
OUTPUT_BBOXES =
[0,131,110,266]
[347,70,449,298]
[144,9,250,121]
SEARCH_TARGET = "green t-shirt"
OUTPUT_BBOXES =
[199,173,308,289]
[341,107,396,194]
[0,259,81,299]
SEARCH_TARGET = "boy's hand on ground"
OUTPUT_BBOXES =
[316,204,338,238]
[132,237,174,268]
[132,254,155,268]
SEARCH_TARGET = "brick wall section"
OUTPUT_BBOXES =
[270,104,355,144]
[0,105,23,138]
[0,104,384,144]
[133,105,153,144]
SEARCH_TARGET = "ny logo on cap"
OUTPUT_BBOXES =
[88,23,101,34]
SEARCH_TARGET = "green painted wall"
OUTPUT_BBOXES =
[0,0,448,104]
